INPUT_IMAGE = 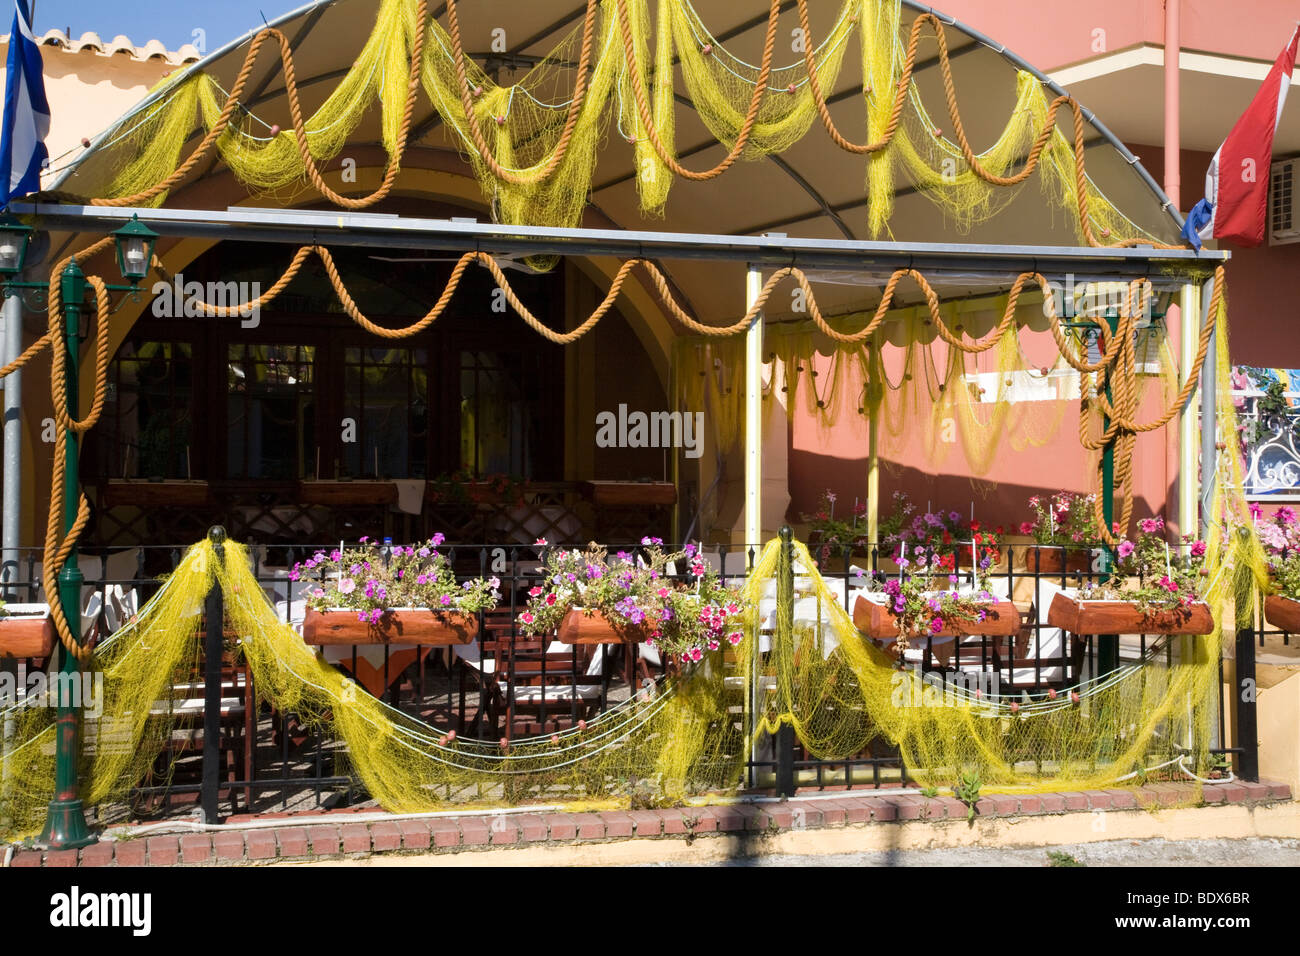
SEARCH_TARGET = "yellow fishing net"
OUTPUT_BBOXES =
[82,0,1162,246]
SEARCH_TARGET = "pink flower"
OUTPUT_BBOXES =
[727,632,742,646]
[545,593,557,606]
[338,577,356,594]
[1190,540,1207,558]
[1117,541,1135,559]
[520,611,534,625]
[528,586,543,597]
[1019,522,1035,535]
[534,538,548,547]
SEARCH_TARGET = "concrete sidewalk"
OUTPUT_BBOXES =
[6,779,1294,867]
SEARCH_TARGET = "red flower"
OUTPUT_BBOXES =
[970,520,982,532]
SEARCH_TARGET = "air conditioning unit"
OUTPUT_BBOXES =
[1269,158,1300,245]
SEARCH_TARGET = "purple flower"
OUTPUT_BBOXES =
[431,533,446,546]
[930,617,944,634]
[1117,540,1135,559]
[370,608,383,623]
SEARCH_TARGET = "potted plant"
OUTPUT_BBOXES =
[518,538,744,661]
[802,489,870,566]
[852,559,1019,654]
[0,600,55,659]
[1046,516,1213,635]
[883,493,1002,573]
[300,534,499,645]
[1258,505,1300,632]
[1019,492,1102,574]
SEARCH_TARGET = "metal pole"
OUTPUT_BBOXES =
[775,526,795,798]
[201,526,227,824]
[744,264,763,547]
[1097,310,1120,677]
[2,294,21,597]
[38,258,92,849]
[867,375,880,547]
[1177,283,1200,539]
[1198,275,1218,538]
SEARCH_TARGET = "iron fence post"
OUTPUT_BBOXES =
[201,526,227,823]
[1233,551,1259,782]
[776,526,796,797]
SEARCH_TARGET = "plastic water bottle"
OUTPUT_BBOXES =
[381,536,393,569]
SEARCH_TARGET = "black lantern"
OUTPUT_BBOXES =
[112,214,158,283]
[0,215,32,276]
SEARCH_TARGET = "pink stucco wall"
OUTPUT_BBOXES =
[932,0,1300,68]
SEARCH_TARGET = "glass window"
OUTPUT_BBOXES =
[459,349,541,477]
[341,346,428,478]
[226,344,316,479]
[104,341,194,478]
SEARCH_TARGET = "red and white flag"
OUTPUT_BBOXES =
[1182,26,1300,249]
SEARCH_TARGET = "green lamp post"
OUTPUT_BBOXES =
[0,213,158,848]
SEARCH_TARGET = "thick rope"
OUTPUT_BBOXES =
[0,229,1220,656]
[443,0,602,186]
[64,0,1182,252]
[91,0,429,208]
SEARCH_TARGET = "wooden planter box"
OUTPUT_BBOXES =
[0,615,56,658]
[297,481,398,507]
[852,595,1021,639]
[1046,592,1213,635]
[102,479,211,508]
[580,480,677,507]
[555,609,646,645]
[302,608,478,645]
[1025,546,1096,574]
[1264,595,1300,633]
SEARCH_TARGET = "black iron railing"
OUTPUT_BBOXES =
[0,534,1262,823]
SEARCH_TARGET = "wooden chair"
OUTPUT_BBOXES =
[136,653,257,815]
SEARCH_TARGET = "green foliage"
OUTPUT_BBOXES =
[1078,515,1208,613]
[301,536,500,620]
[1023,491,1101,547]
[1047,850,1084,867]
[954,771,982,823]
[803,489,870,564]
[518,541,744,661]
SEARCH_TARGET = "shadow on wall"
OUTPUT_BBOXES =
[786,449,1170,536]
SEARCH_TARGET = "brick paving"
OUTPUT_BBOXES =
[5,780,1291,867]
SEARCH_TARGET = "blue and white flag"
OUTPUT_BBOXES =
[0,0,49,206]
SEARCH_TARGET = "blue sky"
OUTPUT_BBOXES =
[30,0,313,53]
